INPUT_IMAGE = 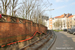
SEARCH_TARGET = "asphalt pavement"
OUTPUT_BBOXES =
[50,31,75,50]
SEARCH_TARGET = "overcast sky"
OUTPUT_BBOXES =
[43,0,75,18]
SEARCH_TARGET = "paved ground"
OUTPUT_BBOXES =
[50,31,75,50]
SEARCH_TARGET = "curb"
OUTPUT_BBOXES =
[48,31,57,50]
[36,30,57,50]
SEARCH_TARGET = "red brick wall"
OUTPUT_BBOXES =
[0,23,26,38]
[0,14,47,45]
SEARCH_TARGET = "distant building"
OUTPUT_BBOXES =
[42,16,49,29]
[49,18,53,30]
[42,16,49,21]
[67,15,75,29]
[49,13,75,30]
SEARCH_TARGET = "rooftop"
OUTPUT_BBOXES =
[54,13,73,18]
[68,15,73,18]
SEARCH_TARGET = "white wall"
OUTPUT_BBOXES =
[52,17,67,30]
[61,17,67,30]
[43,20,49,30]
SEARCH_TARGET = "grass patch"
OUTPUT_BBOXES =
[53,30,63,32]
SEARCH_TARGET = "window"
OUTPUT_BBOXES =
[50,24,52,25]
[49,21,52,22]
[70,25,72,27]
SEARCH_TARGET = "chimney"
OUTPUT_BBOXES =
[67,13,72,17]
[63,13,66,17]
[66,13,69,17]
[67,13,69,17]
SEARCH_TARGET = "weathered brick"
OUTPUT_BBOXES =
[0,14,47,44]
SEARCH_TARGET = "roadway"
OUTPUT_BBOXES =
[50,31,75,50]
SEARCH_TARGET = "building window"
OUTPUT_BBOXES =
[50,21,52,22]
[70,25,72,27]
[50,24,52,25]
[64,25,65,27]
[68,22,69,24]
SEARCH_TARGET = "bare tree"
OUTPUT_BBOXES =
[0,0,22,16]
[11,0,22,16]
[54,19,62,28]
[0,8,1,13]
[0,0,51,26]
[0,0,11,14]
[16,0,42,19]
[22,0,37,19]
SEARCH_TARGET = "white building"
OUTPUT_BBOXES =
[72,15,75,27]
[52,13,73,30]
[42,16,49,30]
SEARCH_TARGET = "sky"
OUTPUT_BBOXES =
[1,0,75,18]
[43,0,75,18]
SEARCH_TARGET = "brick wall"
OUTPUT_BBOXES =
[0,14,47,45]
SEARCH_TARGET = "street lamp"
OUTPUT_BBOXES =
[41,9,54,13]
[47,9,54,11]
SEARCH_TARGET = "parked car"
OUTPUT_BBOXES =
[63,29,67,31]
[67,29,71,33]
[67,28,75,35]
[72,29,75,35]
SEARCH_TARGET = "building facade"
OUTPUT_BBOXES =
[42,16,49,29]
[49,13,75,30]
[49,18,53,30]
[67,15,75,29]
